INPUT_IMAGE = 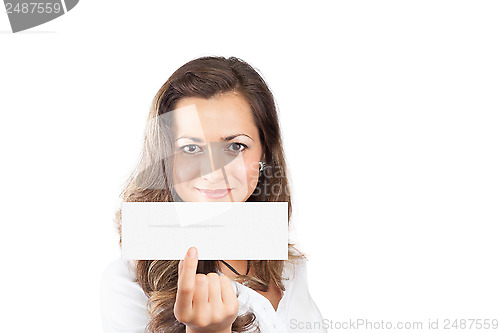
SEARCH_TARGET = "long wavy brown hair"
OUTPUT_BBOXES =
[114,56,307,332]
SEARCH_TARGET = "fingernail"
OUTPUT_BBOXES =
[188,247,197,258]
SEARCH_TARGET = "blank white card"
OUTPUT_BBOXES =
[121,202,289,260]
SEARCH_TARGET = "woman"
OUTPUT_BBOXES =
[100,56,326,333]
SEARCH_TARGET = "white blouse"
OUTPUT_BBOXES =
[100,255,326,333]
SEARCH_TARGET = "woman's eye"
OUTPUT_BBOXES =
[227,142,248,153]
[181,144,202,154]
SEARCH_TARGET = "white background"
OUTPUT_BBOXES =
[1,1,499,332]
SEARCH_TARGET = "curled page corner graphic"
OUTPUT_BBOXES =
[5,0,79,33]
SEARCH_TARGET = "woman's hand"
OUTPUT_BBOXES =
[174,247,239,333]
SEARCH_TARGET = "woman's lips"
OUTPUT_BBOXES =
[196,188,232,199]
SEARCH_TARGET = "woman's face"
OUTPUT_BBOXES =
[171,92,263,202]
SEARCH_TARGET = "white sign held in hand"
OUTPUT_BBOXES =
[121,202,288,260]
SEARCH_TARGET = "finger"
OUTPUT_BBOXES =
[179,260,184,274]
[220,275,238,304]
[192,274,209,316]
[207,273,223,306]
[175,247,198,313]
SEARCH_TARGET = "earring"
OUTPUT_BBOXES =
[259,161,266,173]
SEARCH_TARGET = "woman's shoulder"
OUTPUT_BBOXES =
[100,258,150,330]
[100,258,146,301]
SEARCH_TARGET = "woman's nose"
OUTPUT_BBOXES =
[199,143,225,182]
[200,167,224,183]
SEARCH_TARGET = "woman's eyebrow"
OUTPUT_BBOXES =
[220,133,254,142]
[175,134,254,142]
[175,136,204,143]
